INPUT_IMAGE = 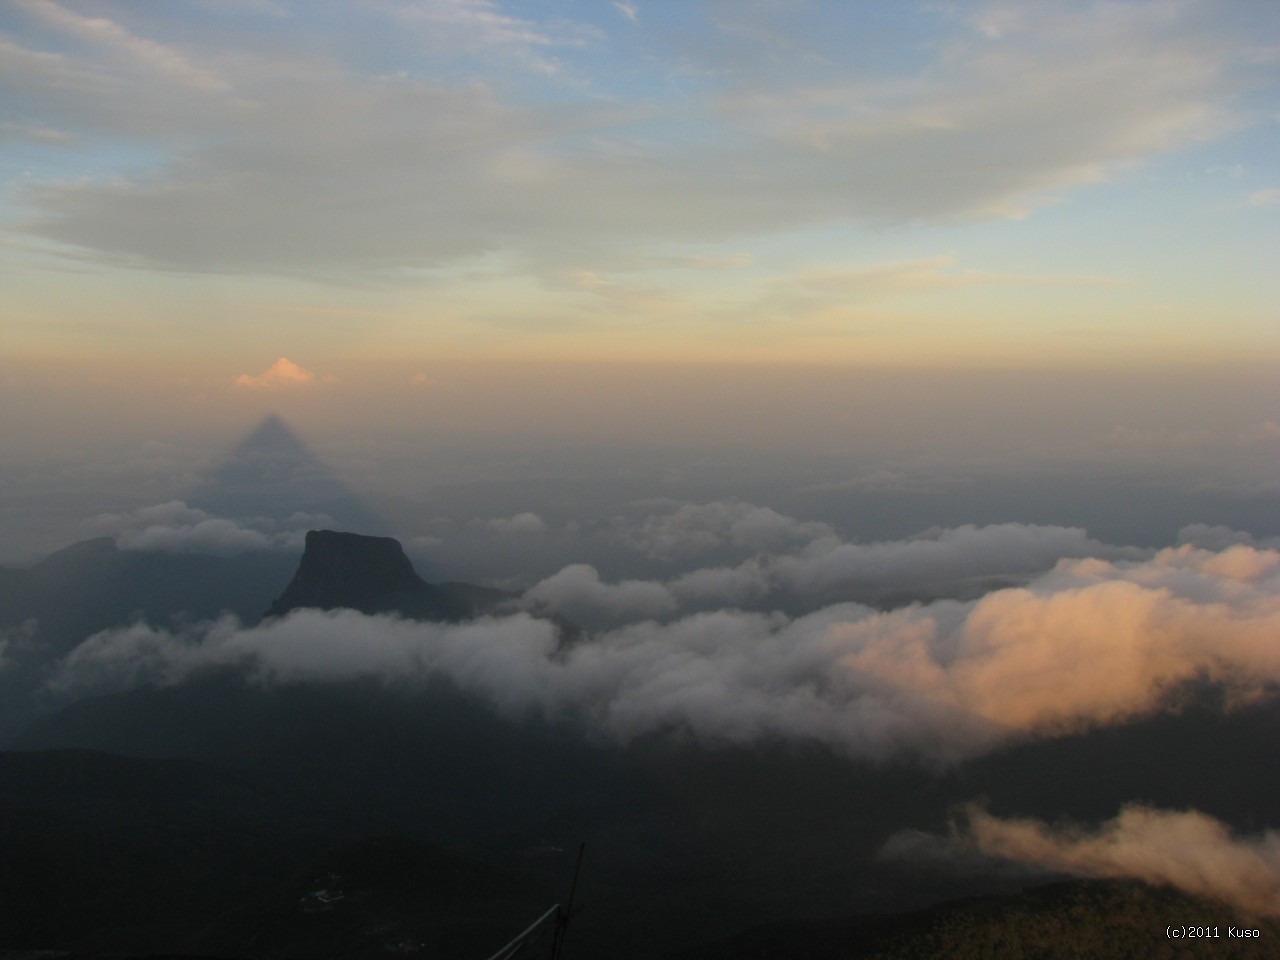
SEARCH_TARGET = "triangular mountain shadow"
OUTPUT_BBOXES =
[185,414,386,534]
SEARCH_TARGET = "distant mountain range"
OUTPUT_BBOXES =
[0,536,297,645]
[0,537,297,742]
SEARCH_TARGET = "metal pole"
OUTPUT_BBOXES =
[550,843,585,960]
[485,903,559,960]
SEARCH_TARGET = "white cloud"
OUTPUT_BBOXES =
[51,541,1280,763]
[1249,188,1280,206]
[523,563,677,625]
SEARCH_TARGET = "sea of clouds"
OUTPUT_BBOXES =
[37,499,1280,915]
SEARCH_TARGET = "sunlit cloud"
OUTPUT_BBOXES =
[894,804,1280,917]
[233,357,325,389]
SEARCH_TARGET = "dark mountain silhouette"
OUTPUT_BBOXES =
[186,414,385,533]
[265,529,508,621]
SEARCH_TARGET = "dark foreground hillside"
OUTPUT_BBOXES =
[677,881,1280,960]
[7,742,1280,960]
[0,750,560,959]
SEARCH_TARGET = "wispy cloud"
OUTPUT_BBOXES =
[380,0,598,76]
[4,1,1270,276]
[755,257,1121,317]
[12,0,230,92]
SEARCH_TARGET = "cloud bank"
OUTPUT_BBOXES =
[619,500,836,560]
[902,804,1280,917]
[530,511,1147,626]
[52,541,1280,763]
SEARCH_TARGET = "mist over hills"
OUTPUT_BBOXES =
[4,414,1280,957]
[0,537,298,742]
[4,518,1280,956]
[0,536,296,643]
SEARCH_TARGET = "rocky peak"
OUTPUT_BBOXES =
[265,530,505,622]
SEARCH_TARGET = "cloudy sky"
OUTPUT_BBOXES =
[1,0,1278,557]
[4,0,1278,361]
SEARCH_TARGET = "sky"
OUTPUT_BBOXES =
[1,0,1278,558]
